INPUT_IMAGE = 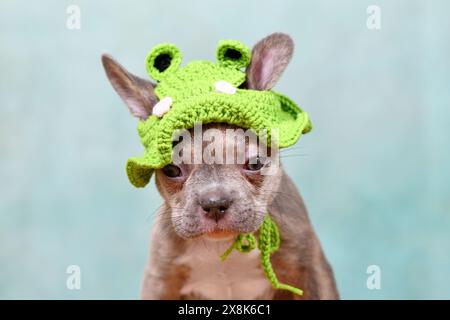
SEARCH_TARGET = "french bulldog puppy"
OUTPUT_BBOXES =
[102,33,339,300]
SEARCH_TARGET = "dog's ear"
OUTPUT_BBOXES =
[101,54,157,120]
[245,33,294,91]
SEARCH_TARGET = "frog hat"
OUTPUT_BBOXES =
[104,34,312,188]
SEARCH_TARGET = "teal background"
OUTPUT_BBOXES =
[1,0,449,299]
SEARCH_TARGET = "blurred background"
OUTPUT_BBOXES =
[1,0,449,299]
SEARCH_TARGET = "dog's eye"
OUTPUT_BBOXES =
[162,164,182,178]
[244,156,265,171]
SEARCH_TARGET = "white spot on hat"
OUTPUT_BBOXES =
[215,81,236,94]
[152,97,173,117]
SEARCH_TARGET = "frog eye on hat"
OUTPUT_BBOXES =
[145,43,182,81]
[216,40,251,70]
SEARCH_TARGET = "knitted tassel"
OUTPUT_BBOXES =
[220,214,303,296]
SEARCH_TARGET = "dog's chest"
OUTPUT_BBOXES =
[175,240,273,300]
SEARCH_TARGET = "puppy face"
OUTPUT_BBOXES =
[101,33,295,240]
[155,123,281,240]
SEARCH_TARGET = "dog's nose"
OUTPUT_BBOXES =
[199,191,233,221]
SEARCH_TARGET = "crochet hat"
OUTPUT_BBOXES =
[127,40,312,188]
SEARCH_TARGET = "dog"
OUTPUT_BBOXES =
[102,33,339,300]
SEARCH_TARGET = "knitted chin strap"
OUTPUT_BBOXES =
[220,214,304,296]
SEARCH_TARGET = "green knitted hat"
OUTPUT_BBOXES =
[127,40,312,187]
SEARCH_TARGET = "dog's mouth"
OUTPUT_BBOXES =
[173,208,265,240]
[204,229,239,240]
[182,225,259,241]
